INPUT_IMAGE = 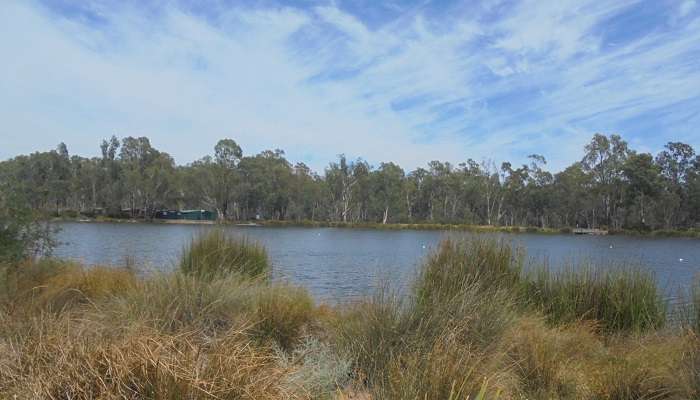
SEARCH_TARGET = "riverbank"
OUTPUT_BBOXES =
[54,215,700,238]
[1,231,699,398]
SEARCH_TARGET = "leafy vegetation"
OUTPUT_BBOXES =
[0,182,56,263]
[3,134,700,232]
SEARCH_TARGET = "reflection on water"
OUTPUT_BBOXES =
[54,222,700,301]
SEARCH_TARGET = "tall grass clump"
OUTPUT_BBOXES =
[522,264,666,333]
[333,238,520,398]
[679,279,700,334]
[180,229,269,279]
[0,259,136,314]
[415,237,522,305]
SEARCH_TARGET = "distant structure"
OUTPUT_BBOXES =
[572,228,608,235]
[154,209,215,221]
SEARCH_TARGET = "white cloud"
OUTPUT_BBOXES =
[0,0,699,173]
[679,0,697,18]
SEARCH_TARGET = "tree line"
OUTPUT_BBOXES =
[1,133,699,231]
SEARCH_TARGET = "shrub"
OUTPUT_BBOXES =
[279,337,352,398]
[180,229,269,279]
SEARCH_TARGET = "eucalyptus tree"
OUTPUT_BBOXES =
[655,142,696,227]
[622,152,661,228]
[99,135,122,214]
[288,162,324,221]
[404,167,428,222]
[500,161,529,226]
[237,149,293,220]
[524,154,554,227]
[185,139,243,220]
[3,132,700,230]
[581,133,630,228]
[480,160,504,226]
[371,162,405,224]
[326,155,363,222]
[453,159,483,224]
[119,137,162,217]
[552,163,591,228]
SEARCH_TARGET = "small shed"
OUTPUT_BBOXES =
[154,209,215,221]
[180,209,215,221]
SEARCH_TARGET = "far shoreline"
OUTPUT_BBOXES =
[52,216,700,238]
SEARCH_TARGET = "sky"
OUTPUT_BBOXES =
[1,0,699,172]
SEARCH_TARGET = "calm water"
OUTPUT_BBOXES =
[54,222,700,301]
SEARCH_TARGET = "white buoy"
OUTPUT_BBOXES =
[609,245,613,249]
[680,258,684,262]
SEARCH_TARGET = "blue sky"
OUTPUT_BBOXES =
[1,0,699,171]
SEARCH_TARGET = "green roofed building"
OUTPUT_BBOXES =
[154,209,215,221]
[181,209,215,220]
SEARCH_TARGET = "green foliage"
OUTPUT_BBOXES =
[3,133,700,232]
[179,229,269,279]
[0,188,56,263]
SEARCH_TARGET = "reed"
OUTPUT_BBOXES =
[414,238,522,305]
[679,279,700,334]
[520,264,666,333]
[179,229,269,279]
[332,239,519,399]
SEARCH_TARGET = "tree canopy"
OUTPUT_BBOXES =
[2,134,699,231]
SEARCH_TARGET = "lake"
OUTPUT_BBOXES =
[54,222,700,301]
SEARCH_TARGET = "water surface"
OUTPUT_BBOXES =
[54,222,700,301]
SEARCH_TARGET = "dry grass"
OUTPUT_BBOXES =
[2,236,700,399]
[1,259,136,314]
[0,313,302,399]
[504,317,602,398]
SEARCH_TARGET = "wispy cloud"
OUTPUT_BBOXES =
[0,0,699,171]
